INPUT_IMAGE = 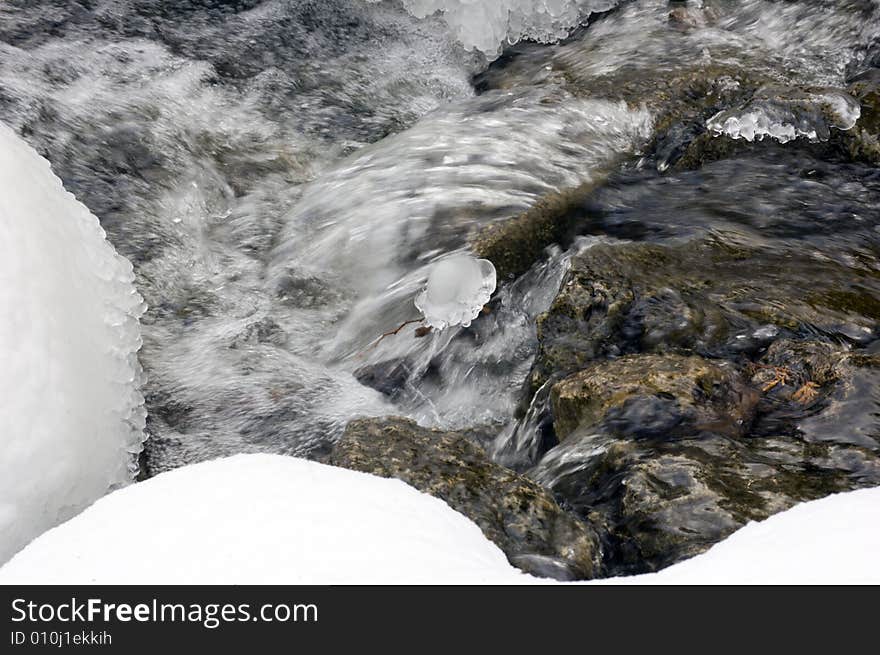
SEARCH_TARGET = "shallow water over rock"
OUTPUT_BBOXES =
[2,0,879,577]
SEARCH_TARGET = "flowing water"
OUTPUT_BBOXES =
[2,0,878,489]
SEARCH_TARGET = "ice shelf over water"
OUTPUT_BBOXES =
[0,123,146,564]
[365,0,619,55]
[707,87,861,144]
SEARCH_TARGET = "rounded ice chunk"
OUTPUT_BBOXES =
[415,255,496,330]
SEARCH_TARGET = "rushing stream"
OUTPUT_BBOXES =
[2,0,880,576]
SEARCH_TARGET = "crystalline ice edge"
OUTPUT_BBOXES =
[365,0,619,56]
[0,123,146,564]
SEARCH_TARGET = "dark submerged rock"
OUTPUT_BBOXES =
[328,416,602,580]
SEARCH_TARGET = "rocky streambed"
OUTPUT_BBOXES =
[2,0,879,579]
[344,3,880,578]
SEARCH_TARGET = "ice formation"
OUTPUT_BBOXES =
[415,255,497,330]
[0,123,146,564]
[707,87,861,144]
[365,0,619,55]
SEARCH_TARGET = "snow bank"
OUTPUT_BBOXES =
[366,0,619,56]
[0,123,146,564]
[0,455,526,585]
[638,486,880,585]
[1,453,877,584]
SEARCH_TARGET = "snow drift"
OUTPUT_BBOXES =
[638,486,880,585]
[0,123,146,564]
[0,455,527,584]
[1,454,877,584]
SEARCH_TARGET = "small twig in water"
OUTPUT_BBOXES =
[359,318,425,358]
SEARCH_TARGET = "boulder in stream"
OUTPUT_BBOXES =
[328,416,602,580]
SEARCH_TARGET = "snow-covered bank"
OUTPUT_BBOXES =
[0,124,146,564]
[637,486,880,585]
[0,455,527,584]
[1,455,877,585]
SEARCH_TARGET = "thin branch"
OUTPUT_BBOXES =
[359,318,425,357]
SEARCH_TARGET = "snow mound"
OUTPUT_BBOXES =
[707,86,861,144]
[366,0,619,56]
[1,452,877,584]
[0,123,146,564]
[0,455,526,585]
[638,486,880,585]
[415,254,496,330]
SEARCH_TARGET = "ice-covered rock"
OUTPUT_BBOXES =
[365,0,619,56]
[707,86,861,144]
[415,254,496,330]
[0,123,146,564]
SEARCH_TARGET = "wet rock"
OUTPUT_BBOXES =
[529,236,880,394]
[471,57,774,279]
[748,339,842,406]
[673,83,865,171]
[757,340,880,451]
[669,72,880,169]
[840,68,880,164]
[551,354,756,441]
[328,416,602,580]
[848,68,880,131]
[532,345,880,574]
[526,330,880,574]
[521,225,880,575]
[229,317,288,349]
[532,427,748,573]
[352,359,413,399]
[471,181,597,280]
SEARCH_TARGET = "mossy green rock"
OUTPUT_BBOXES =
[471,181,597,281]
[329,417,602,580]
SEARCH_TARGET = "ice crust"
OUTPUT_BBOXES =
[707,87,861,144]
[0,123,146,564]
[415,255,497,330]
[365,0,619,55]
